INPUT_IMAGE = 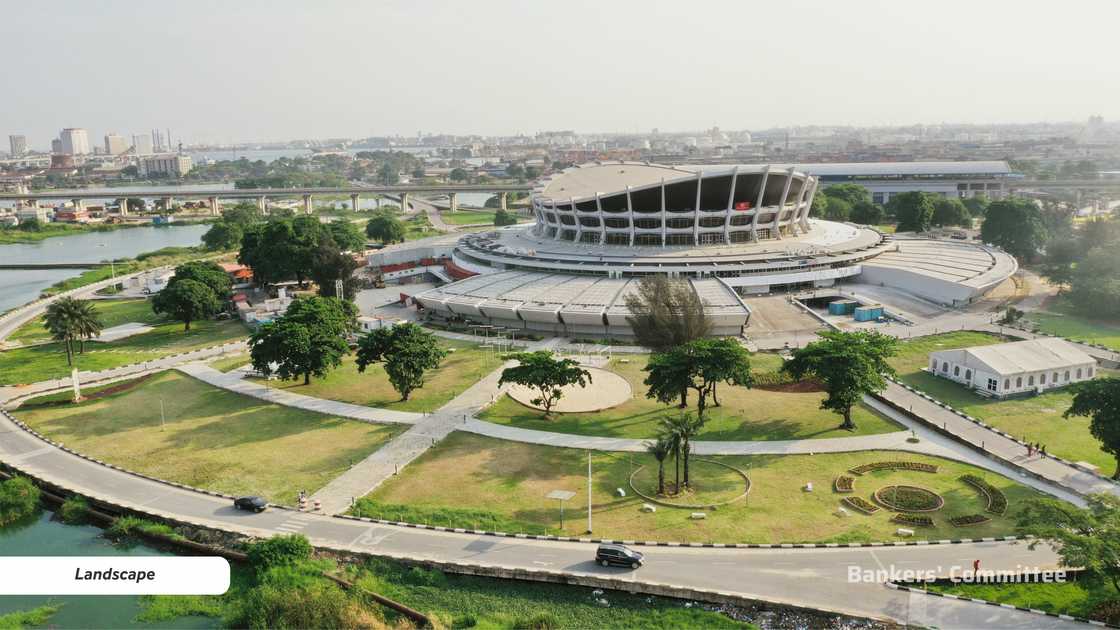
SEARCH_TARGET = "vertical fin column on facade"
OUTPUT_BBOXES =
[750,166,770,242]
[553,200,565,240]
[573,194,583,243]
[799,177,817,232]
[595,192,606,243]
[626,185,635,246]
[723,165,739,245]
[789,172,811,237]
[692,170,703,245]
[772,168,794,239]
[660,178,667,247]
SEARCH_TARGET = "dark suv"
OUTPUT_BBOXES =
[596,543,644,569]
[234,496,267,512]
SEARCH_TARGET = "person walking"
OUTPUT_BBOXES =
[973,559,980,573]
[1041,445,1047,457]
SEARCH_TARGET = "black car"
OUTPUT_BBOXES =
[233,496,267,512]
[596,543,644,569]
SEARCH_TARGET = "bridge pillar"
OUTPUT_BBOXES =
[374,196,382,208]
[209,196,221,216]
[498,192,508,211]
[350,193,360,212]
[448,192,458,212]
[257,196,268,215]
[400,192,410,212]
[71,198,84,212]
[303,194,314,214]
[162,197,174,212]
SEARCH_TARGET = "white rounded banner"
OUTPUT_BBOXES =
[0,556,230,595]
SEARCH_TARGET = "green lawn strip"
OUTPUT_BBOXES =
[889,332,1116,471]
[1025,298,1120,351]
[438,210,498,225]
[13,371,402,505]
[0,299,249,385]
[354,558,752,629]
[923,580,1117,621]
[207,352,251,373]
[256,340,504,413]
[39,245,228,297]
[361,433,1045,544]
[8,298,157,346]
[478,354,901,441]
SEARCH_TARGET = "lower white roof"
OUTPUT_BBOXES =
[930,338,1094,376]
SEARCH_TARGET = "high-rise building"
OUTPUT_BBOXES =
[139,154,192,177]
[50,139,63,154]
[59,128,90,155]
[131,133,153,155]
[8,135,27,156]
[104,133,129,155]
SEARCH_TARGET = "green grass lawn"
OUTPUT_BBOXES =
[478,354,901,441]
[356,433,1046,544]
[925,580,1117,623]
[207,352,251,373]
[404,215,439,240]
[439,209,499,225]
[889,332,1117,471]
[256,340,504,413]
[13,371,402,504]
[1027,297,1120,351]
[0,298,249,385]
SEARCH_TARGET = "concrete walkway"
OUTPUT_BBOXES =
[176,363,422,426]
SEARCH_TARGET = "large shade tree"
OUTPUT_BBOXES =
[643,338,752,419]
[497,351,592,417]
[151,278,221,331]
[981,197,1048,260]
[781,330,898,431]
[1065,378,1120,479]
[1017,494,1120,595]
[355,322,448,401]
[249,296,356,385]
[889,191,936,233]
[624,274,712,385]
[365,213,406,244]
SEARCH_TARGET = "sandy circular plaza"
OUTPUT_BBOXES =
[505,366,632,412]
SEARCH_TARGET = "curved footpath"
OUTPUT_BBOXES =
[0,407,1076,628]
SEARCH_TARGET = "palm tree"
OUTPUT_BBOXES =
[663,412,707,490]
[658,416,683,495]
[72,299,103,354]
[645,436,673,496]
[43,298,102,366]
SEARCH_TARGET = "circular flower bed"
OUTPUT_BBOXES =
[629,459,750,509]
[873,485,945,513]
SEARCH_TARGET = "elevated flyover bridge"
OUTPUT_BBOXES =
[0,184,532,216]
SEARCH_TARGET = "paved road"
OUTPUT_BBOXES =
[0,408,1077,628]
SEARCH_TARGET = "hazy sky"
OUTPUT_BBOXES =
[3,0,1118,147]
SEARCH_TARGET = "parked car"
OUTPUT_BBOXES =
[233,496,267,512]
[596,543,644,569]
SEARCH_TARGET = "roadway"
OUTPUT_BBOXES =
[0,407,1075,628]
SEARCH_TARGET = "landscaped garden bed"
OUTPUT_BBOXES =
[873,485,945,512]
[849,461,938,475]
[833,475,855,493]
[948,514,992,527]
[891,514,934,527]
[960,474,1008,515]
[842,496,880,514]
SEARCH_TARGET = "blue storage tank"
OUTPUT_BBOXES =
[853,305,885,322]
[828,300,859,315]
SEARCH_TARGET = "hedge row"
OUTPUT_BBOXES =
[891,514,934,527]
[948,514,991,527]
[849,461,938,475]
[959,474,1007,515]
[842,496,879,514]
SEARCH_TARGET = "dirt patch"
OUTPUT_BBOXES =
[755,378,824,394]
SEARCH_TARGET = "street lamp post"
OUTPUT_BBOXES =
[587,450,593,533]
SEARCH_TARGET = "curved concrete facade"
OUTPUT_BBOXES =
[531,162,817,246]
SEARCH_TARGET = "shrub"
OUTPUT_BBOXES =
[834,476,855,493]
[849,461,938,475]
[960,475,1008,515]
[842,496,879,514]
[518,612,561,630]
[107,516,182,541]
[891,514,934,527]
[873,486,944,512]
[0,476,40,525]
[228,579,381,629]
[58,496,89,524]
[246,534,312,571]
[948,514,991,527]
[1090,600,1120,625]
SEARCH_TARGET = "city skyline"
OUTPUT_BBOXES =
[3,0,1119,145]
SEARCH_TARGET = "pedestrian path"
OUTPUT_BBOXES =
[176,363,422,426]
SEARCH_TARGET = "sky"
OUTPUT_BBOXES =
[3,0,1119,148]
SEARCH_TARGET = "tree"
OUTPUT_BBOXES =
[201,221,243,250]
[962,195,989,218]
[781,330,898,430]
[151,279,220,331]
[493,208,519,226]
[624,275,712,353]
[365,214,406,244]
[355,323,448,401]
[643,338,753,420]
[449,168,469,182]
[44,297,102,366]
[1065,379,1120,478]
[170,261,232,300]
[1017,494,1120,595]
[821,196,852,221]
[981,197,1048,260]
[931,197,971,227]
[326,220,366,252]
[645,435,673,496]
[849,200,884,226]
[1067,247,1120,316]
[659,412,706,490]
[18,218,42,232]
[0,476,40,525]
[376,163,399,185]
[497,351,592,417]
[246,534,312,571]
[221,202,262,227]
[890,191,936,233]
[1039,237,1081,293]
[309,242,360,300]
[822,183,872,206]
[249,296,355,385]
